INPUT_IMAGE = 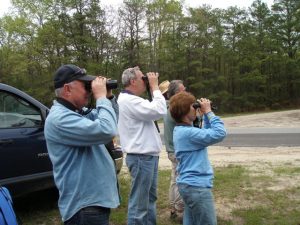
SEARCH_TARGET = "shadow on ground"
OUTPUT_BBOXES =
[13,188,61,225]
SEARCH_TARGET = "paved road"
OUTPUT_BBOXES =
[214,128,300,147]
[159,127,300,147]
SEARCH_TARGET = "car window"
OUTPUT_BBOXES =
[0,91,42,128]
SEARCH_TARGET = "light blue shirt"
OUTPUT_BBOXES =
[173,112,226,188]
[45,98,119,222]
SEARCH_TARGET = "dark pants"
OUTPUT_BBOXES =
[64,206,111,225]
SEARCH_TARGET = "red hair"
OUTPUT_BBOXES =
[169,92,196,123]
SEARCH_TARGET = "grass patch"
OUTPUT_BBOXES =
[233,187,300,225]
[214,165,251,198]
[214,165,300,225]
[110,170,179,225]
[273,166,300,175]
[14,165,300,225]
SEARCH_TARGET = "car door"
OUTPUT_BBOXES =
[0,90,52,186]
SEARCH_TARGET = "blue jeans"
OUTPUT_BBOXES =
[64,206,110,225]
[126,154,159,225]
[178,184,217,225]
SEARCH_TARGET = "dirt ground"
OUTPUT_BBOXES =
[158,109,300,169]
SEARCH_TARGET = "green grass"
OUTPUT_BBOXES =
[14,165,300,225]
[273,166,300,175]
[232,187,300,225]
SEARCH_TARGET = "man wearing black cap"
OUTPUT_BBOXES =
[45,64,119,225]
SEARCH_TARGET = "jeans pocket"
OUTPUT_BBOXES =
[139,154,155,161]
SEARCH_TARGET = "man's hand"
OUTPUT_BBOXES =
[146,72,159,92]
[92,76,107,99]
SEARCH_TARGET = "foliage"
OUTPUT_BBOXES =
[0,0,299,112]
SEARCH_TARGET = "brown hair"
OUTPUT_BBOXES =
[169,92,196,123]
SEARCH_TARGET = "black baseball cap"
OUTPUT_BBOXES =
[54,64,96,89]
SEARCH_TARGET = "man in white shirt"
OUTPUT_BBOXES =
[118,66,167,225]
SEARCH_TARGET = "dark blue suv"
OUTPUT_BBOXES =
[0,83,53,197]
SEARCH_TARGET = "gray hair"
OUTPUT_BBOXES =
[168,80,183,98]
[54,81,76,97]
[121,66,140,87]
[55,87,63,97]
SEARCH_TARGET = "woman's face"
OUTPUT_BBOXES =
[186,104,197,123]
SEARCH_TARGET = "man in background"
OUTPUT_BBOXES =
[118,66,166,225]
[159,80,186,222]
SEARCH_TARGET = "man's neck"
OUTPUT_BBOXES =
[56,97,81,113]
[125,87,139,96]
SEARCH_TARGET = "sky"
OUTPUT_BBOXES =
[0,0,274,16]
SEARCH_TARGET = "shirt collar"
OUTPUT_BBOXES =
[121,89,135,95]
[176,122,192,127]
[56,97,82,114]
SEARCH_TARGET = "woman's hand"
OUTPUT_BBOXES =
[199,98,212,114]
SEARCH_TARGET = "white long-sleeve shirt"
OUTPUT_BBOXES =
[117,90,167,156]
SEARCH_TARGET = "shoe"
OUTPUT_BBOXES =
[170,211,183,224]
[170,211,177,219]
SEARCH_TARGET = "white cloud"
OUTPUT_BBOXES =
[185,0,273,9]
[0,0,274,17]
[0,0,12,16]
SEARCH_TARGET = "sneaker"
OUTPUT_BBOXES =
[170,211,183,224]
[170,211,177,220]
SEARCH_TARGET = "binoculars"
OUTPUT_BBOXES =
[84,80,118,92]
[193,102,217,111]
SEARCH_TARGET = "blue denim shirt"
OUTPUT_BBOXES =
[45,98,119,221]
[174,112,226,188]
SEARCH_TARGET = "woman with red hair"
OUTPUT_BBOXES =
[169,92,226,225]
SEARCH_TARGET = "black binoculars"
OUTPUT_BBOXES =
[84,80,118,92]
[142,75,149,82]
[142,73,158,83]
[193,102,217,111]
[106,80,118,89]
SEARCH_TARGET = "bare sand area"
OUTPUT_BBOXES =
[158,109,300,169]
[221,109,300,128]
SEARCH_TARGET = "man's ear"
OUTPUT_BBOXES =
[130,79,136,86]
[63,83,72,96]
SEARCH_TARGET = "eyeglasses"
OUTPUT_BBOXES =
[84,82,92,92]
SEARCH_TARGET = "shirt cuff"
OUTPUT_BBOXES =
[205,111,215,121]
[107,95,115,100]
[96,97,111,106]
[153,89,163,96]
